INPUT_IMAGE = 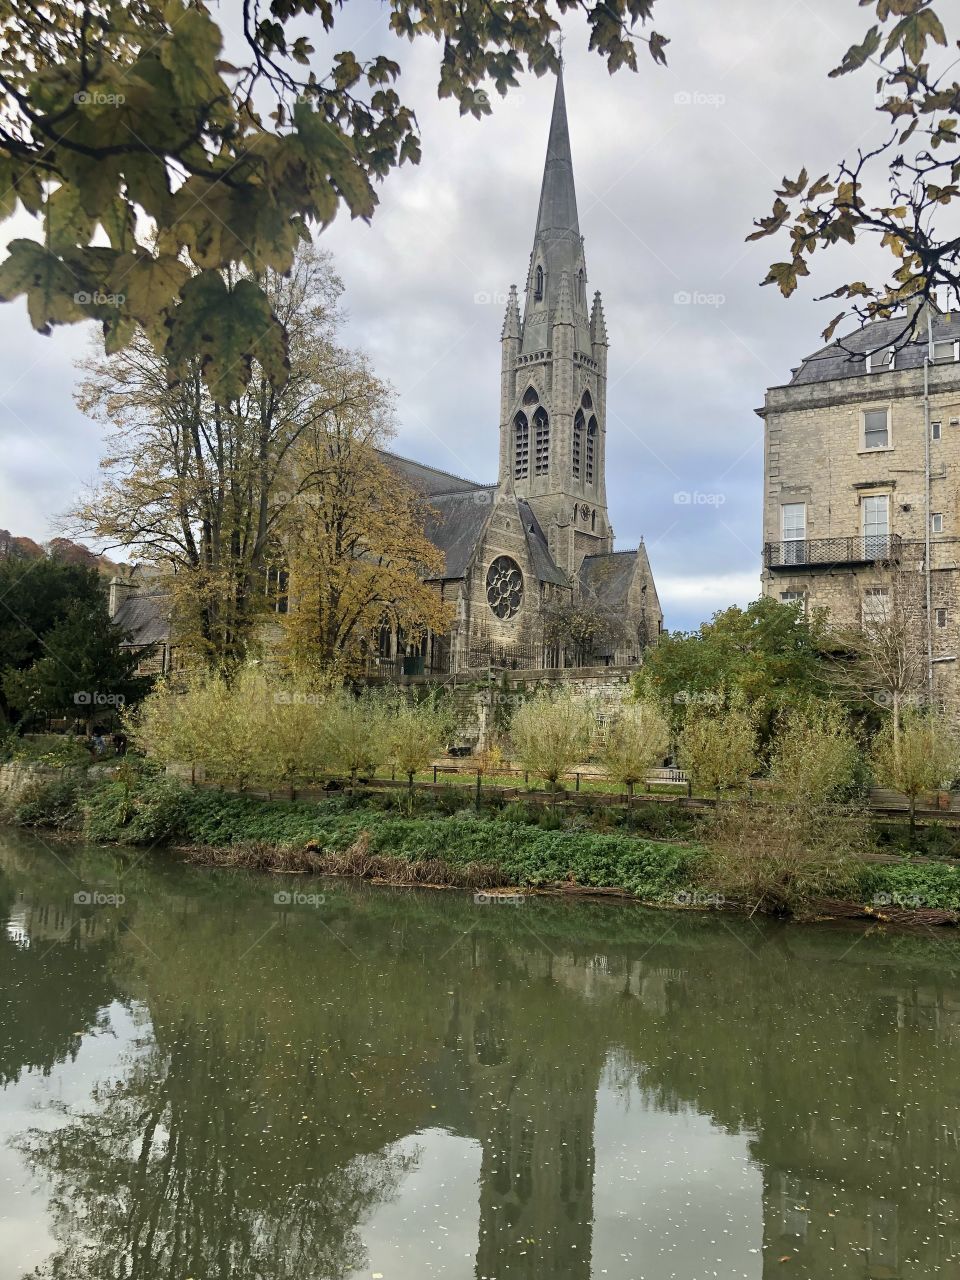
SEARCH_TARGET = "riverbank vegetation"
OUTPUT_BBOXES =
[5,759,960,922]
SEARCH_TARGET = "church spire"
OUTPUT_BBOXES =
[535,68,580,247]
[521,69,590,355]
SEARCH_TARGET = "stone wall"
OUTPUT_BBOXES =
[397,665,637,753]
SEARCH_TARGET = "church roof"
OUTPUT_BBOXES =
[378,450,486,496]
[579,550,639,606]
[423,488,497,578]
[519,500,569,588]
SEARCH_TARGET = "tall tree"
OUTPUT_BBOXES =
[636,597,829,740]
[277,375,452,676]
[0,0,668,399]
[72,246,379,665]
[0,556,147,727]
[3,599,151,731]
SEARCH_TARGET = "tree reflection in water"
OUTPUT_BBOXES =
[3,831,960,1280]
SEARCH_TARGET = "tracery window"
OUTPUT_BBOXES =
[486,556,523,619]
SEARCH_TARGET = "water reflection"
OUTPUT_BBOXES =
[1,829,959,1279]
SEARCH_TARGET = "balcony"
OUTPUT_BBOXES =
[764,534,902,571]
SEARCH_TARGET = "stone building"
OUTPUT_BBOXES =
[759,302,960,713]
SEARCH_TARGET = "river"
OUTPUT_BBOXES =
[0,827,958,1278]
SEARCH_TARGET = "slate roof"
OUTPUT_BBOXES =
[424,488,497,579]
[519,501,569,588]
[579,550,638,606]
[113,591,170,647]
[378,450,487,496]
[790,313,960,386]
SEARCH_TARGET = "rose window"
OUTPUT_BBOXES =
[486,556,523,619]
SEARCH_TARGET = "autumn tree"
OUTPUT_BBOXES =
[677,697,757,797]
[825,563,928,756]
[71,247,381,665]
[872,707,960,840]
[600,695,670,799]
[0,0,669,400]
[754,1,960,343]
[277,376,452,676]
[510,688,595,793]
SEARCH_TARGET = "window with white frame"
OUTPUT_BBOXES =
[932,339,959,364]
[781,503,806,565]
[937,608,948,629]
[932,512,944,533]
[862,586,890,628]
[932,419,942,441]
[780,591,806,613]
[862,493,890,556]
[866,348,895,373]
[863,408,890,450]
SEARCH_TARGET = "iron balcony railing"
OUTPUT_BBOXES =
[764,533,902,570]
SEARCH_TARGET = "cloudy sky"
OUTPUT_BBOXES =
[0,0,892,631]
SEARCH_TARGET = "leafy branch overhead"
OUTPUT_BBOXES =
[750,0,959,342]
[0,0,668,402]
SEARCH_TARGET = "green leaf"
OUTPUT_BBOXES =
[163,270,290,402]
[113,254,191,325]
[0,239,87,334]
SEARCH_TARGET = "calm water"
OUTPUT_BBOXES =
[1,829,959,1279]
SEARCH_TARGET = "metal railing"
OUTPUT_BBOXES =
[764,534,902,570]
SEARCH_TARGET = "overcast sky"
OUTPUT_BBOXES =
[0,0,891,631]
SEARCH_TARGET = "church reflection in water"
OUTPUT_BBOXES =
[3,833,960,1279]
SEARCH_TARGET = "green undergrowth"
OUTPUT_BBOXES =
[5,765,960,915]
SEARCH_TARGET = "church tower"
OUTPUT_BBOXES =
[498,70,612,576]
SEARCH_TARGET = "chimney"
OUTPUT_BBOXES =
[108,575,134,619]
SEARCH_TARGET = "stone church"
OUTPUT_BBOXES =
[381,70,662,674]
[109,71,662,676]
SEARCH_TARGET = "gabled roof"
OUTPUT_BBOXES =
[423,488,497,579]
[790,312,960,386]
[579,550,639,606]
[519,500,569,588]
[114,592,170,648]
[378,449,488,496]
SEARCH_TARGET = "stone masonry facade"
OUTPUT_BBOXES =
[759,305,960,717]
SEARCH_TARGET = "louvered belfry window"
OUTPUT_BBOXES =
[573,409,585,478]
[585,416,597,483]
[534,407,550,475]
[514,412,529,479]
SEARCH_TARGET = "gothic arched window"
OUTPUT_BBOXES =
[586,416,598,484]
[573,408,585,478]
[591,508,597,531]
[534,265,544,301]
[533,406,550,475]
[581,389,593,410]
[578,268,585,301]
[522,385,539,406]
[513,412,529,479]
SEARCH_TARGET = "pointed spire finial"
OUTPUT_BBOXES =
[590,290,608,346]
[501,284,521,341]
